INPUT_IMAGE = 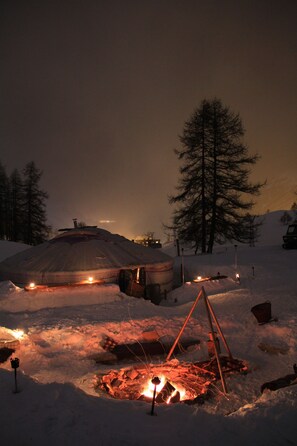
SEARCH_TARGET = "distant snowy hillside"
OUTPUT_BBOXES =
[256,210,296,246]
[0,211,295,266]
[162,210,296,257]
[0,240,31,262]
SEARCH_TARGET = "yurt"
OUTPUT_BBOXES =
[0,227,173,303]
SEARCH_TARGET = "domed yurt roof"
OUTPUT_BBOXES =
[0,227,173,290]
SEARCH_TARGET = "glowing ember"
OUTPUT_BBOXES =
[11,329,24,340]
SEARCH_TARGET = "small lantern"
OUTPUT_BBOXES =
[11,357,19,369]
[10,357,20,393]
[150,376,161,416]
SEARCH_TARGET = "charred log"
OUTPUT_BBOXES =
[261,365,297,393]
[98,335,200,362]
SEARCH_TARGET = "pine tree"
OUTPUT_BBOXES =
[8,169,24,241]
[0,162,9,239]
[242,213,262,247]
[169,98,263,254]
[22,161,50,245]
[280,211,292,225]
[291,201,297,222]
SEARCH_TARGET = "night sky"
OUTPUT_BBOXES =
[1,0,296,240]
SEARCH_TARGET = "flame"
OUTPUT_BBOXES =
[142,375,187,402]
[11,329,24,340]
[166,389,179,404]
[28,282,36,289]
[170,384,186,401]
[142,375,166,398]
[88,276,94,283]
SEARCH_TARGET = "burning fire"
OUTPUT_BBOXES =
[142,375,166,398]
[97,361,220,405]
[97,359,247,405]
[142,375,187,403]
[11,329,25,340]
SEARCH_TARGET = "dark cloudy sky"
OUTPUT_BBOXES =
[1,0,296,239]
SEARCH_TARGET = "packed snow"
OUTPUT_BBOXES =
[0,211,297,445]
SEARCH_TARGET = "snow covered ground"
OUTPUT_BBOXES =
[0,211,297,445]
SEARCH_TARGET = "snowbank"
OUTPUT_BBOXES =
[0,283,122,312]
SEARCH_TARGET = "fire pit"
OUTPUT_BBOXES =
[96,357,247,405]
[96,361,214,404]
